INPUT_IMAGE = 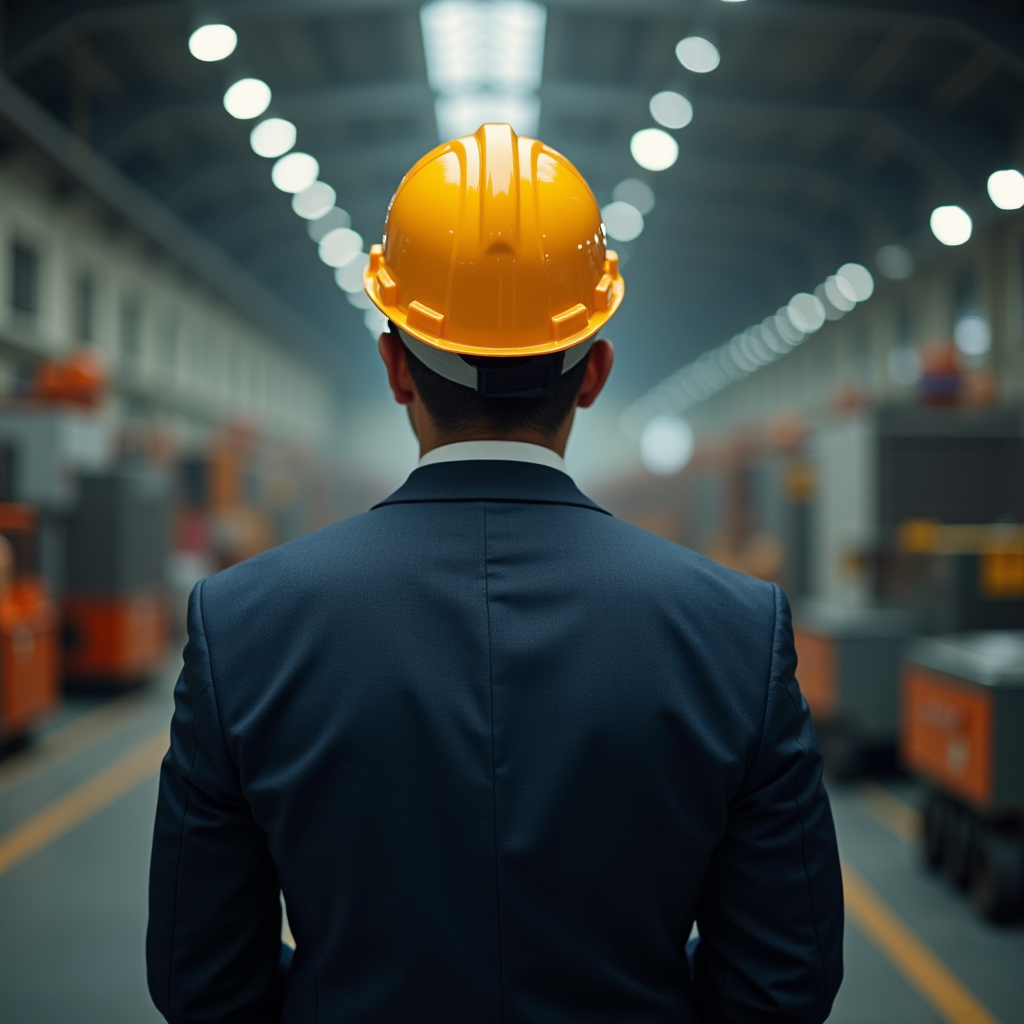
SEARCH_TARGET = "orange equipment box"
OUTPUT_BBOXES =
[0,504,61,740]
[63,593,167,685]
[901,633,1024,812]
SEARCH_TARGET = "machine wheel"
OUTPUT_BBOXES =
[922,789,947,870]
[941,802,977,889]
[971,825,1024,923]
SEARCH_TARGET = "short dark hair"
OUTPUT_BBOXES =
[404,343,591,436]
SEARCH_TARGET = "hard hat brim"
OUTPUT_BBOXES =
[363,259,624,358]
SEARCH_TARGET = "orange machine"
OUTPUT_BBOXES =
[62,467,170,687]
[901,633,1024,922]
[0,503,60,741]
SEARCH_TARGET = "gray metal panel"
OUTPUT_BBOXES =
[812,415,876,606]
[66,468,171,595]
[906,633,1024,688]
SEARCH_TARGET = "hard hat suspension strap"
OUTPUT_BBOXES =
[393,323,592,399]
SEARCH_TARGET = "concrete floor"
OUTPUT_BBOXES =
[1,667,1022,1024]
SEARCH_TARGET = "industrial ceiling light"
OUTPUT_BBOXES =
[930,205,972,246]
[421,0,547,140]
[346,290,373,310]
[774,308,805,344]
[189,23,237,62]
[876,244,914,280]
[986,169,1024,210]
[434,93,540,141]
[649,91,693,129]
[271,152,319,193]
[612,178,655,215]
[630,128,678,171]
[954,314,991,357]
[823,275,856,312]
[641,415,694,475]
[601,201,644,242]
[335,253,370,293]
[318,227,363,267]
[787,292,826,333]
[364,308,388,337]
[250,118,296,158]
[675,36,720,73]
[307,207,351,242]
[292,181,337,220]
[223,78,271,119]
[836,263,874,301]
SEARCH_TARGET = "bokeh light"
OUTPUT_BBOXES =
[930,205,972,246]
[335,253,370,293]
[188,24,237,62]
[986,169,1024,211]
[953,314,991,357]
[675,36,720,73]
[292,181,337,220]
[649,91,693,129]
[787,292,826,333]
[223,78,272,119]
[612,178,655,215]
[307,207,351,241]
[319,227,363,267]
[836,263,874,302]
[630,128,678,171]
[601,201,644,242]
[641,416,694,475]
[876,244,914,280]
[271,152,319,193]
[250,118,296,158]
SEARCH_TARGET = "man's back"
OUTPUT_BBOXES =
[148,460,843,1023]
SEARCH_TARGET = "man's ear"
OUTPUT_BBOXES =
[378,330,416,406]
[575,339,614,409]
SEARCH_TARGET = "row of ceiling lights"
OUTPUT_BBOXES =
[595,6,1024,474]
[187,23,385,339]
[621,262,876,469]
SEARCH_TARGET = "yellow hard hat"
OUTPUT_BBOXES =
[364,122,624,359]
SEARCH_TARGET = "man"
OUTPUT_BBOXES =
[148,124,843,1023]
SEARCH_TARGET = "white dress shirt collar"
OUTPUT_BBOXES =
[417,440,570,477]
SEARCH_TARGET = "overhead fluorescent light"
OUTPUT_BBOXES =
[421,0,547,141]
[434,92,540,141]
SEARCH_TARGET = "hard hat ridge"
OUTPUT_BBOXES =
[365,122,624,360]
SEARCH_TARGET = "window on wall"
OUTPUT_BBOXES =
[75,272,95,343]
[11,240,40,316]
[120,293,142,361]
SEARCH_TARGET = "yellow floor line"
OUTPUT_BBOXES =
[854,782,922,844]
[0,690,159,796]
[0,732,166,879]
[842,859,1002,1024]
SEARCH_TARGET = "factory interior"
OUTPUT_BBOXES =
[0,0,1022,1021]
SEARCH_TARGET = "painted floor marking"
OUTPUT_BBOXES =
[0,732,166,879]
[0,691,154,796]
[854,782,922,844]
[842,859,1002,1024]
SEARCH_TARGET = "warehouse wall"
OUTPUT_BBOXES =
[686,212,1024,437]
[0,156,332,451]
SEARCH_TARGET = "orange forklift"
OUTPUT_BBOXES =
[0,503,60,744]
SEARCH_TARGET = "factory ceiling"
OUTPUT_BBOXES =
[3,0,1024,400]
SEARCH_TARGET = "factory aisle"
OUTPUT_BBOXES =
[0,673,1021,1024]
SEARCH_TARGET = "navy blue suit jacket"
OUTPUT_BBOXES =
[148,460,843,1024]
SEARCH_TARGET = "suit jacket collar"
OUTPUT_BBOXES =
[373,460,610,514]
